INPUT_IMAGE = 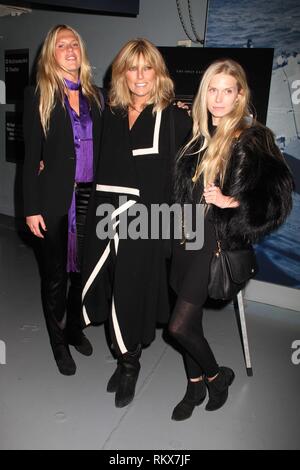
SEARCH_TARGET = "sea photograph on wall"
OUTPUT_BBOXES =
[206,0,300,288]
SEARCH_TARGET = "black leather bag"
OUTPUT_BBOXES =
[208,237,258,301]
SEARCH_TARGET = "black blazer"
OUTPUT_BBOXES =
[23,86,103,218]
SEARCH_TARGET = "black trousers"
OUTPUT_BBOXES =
[38,184,91,349]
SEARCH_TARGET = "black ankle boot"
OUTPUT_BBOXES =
[107,363,122,393]
[205,366,235,411]
[115,346,141,408]
[171,379,207,421]
[53,344,76,376]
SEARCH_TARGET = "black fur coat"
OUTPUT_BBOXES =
[174,125,294,249]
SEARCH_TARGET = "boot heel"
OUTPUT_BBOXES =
[205,366,235,412]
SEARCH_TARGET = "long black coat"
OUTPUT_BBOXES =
[81,105,192,346]
[174,124,294,249]
[23,86,103,218]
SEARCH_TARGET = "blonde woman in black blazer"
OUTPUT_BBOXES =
[23,25,103,375]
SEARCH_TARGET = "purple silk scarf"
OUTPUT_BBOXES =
[64,78,93,272]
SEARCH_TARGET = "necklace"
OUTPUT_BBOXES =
[129,104,144,114]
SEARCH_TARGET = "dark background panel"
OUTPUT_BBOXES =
[5,111,24,163]
[5,49,29,104]
[159,47,274,125]
[5,0,140,15]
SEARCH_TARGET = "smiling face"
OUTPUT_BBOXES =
[54,29,82,80]
[207,72,241,125]
[125,54,156,103]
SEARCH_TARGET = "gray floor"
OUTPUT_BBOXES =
[0,218,300,450]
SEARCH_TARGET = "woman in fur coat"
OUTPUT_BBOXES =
[168,58,294,421]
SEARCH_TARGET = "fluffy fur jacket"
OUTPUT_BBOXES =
[174,124,294,249]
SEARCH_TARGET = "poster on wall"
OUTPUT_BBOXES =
[5,111,24,163]
[5,49,29,104]
[205,0,300,289]
[159,47,273,125]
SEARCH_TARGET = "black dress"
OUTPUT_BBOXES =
[170,178,217,305]
[82,104,191,351]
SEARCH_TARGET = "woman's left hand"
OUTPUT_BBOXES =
[174,100,191,115]
[203,183,239,208]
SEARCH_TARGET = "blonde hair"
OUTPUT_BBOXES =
[109,38,174,112]
[183,59,252,188]
[36,24,100,135]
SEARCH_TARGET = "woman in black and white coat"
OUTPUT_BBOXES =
[82,38,191,408]
[83,39,191,407]
[168,58,294,421]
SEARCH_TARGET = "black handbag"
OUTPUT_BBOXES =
[208,226,258,300]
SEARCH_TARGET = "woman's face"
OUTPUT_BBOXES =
[206,72,241,125]
[54,29,82,79]
[125,54,156,101]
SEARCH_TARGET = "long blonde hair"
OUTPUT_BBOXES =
[109,38,174,112]
[36,24,100,135]
[184,59,252,188]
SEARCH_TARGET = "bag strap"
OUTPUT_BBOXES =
[212,221,222,254]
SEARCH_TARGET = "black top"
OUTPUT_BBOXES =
[22,86,103,218]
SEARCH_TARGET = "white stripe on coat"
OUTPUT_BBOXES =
[96,184,140,197]
[132,110,161,156]
[82,197,138,352]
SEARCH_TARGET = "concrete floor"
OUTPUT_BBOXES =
[0,217,300,450]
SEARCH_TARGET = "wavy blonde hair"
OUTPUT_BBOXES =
[183,59,252,188]
[36,24,100,135]
[109,38,174,112]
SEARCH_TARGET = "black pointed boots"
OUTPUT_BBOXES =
[107,345,141,408]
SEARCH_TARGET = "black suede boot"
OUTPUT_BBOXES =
[52,344,76,376]
[115,346,141,408]
[171,379,207,421]
[205,366,235,411]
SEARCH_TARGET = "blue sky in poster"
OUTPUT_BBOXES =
[206,0,300,288]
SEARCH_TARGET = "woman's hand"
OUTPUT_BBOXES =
[26,215,47,238]
[174,100,191,115]
[38,160,45,175]
[203,183,239,208]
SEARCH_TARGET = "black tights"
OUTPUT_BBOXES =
[169,297,219,379]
